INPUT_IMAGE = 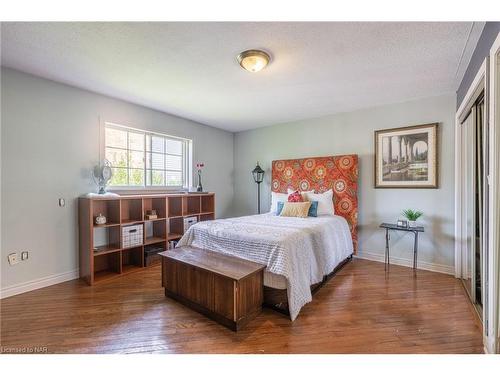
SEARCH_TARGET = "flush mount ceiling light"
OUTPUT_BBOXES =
[237,49,270,73]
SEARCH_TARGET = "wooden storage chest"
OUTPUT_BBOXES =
[160,246,265,331]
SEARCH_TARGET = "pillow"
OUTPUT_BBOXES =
[279,201,312,218]
[288,190,304,202]
[270,192,288,213]
[288,188,314,196]
[303,189,335,215]
[277,200,318,217]
[287,188,314,203]
[308,201,319,217]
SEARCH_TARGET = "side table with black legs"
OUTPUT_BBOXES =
[379,223,424,271]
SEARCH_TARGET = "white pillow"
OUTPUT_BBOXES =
[270,192,289,213]
[303,189,335,216]
[287,188,314,195]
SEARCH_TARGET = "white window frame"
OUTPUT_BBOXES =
[100,121,193,190]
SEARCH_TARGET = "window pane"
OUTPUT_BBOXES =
[129,150,144,168]
[146,152,165,169]
[167,139,183,155]
[110,168,128,186]
[106,127,127,149]
[166,171,182,186]
[151,170,165,186]
[105,124,189,188]
[129,132,144,151]
[106,148,128,168]
[151,136,165,153]
[166,154,182,170]
[129,169,144,186]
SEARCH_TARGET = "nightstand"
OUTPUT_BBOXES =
[379,223,424,270]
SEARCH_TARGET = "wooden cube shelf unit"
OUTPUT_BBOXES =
[78,192,215,285]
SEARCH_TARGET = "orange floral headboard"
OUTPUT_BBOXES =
[271,155,359,253]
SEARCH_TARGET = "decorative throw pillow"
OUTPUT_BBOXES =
[288,190,304,202]
[270,192,288,213]
[287,188,314,199]
[308,201,319,217]
[279,201,312,218]
[303,189,335,215]
[277,200,319,217]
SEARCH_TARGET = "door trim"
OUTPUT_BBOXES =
[487,31,500,354]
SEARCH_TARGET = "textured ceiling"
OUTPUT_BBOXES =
[0,22,483,132]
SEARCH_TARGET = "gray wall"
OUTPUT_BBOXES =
[1,68,234,289]
[233,94,456,270]
[457,22,500,107]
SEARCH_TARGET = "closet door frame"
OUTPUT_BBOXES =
[455,57,488,342]
[486,31,500,354]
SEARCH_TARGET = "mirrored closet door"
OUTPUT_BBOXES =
[459,93,487,318]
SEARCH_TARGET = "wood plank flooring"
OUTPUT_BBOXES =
[0,259,483,354]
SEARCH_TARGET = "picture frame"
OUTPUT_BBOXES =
[397,219,408,228]
[374,123,438,188]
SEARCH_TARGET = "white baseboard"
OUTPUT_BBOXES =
[355,251,454,275]
[0,269,79,299]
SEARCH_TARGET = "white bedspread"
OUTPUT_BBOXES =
[177,213,353,320]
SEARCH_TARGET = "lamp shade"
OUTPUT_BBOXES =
[252,163,265,183]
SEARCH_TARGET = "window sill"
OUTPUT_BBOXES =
[108,187,188,195]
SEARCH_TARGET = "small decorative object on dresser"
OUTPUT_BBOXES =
[196,162,204,192]
[402,208,423,228]
[92,159,113,194]
[145,209,157,220]
[397,219,408,228]
[95,213,107,225]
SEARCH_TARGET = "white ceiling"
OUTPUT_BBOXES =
[0,22,484,132]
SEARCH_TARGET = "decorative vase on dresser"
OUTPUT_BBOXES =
[196,162,204,192]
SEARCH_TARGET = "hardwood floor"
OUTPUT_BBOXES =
[0,259,483,354]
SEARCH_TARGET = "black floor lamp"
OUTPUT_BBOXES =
[252,162,265,214]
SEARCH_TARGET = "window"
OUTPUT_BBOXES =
[104,123,192,188]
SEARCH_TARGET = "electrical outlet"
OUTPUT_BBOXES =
[8,253,19,265]
[21,251,29,261]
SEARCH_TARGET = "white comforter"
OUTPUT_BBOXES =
[177,213,353,320]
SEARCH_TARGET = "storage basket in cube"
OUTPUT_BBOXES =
[122,224,143,248]
[184,216,198,231]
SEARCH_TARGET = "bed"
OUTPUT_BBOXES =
[178,155,358,320]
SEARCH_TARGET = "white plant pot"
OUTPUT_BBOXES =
[408,220,417,228]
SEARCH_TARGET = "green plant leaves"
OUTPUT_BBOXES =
[402,209,423,221]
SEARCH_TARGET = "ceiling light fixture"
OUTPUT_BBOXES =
[237,49,270,73]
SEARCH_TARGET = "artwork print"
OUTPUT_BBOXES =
[375,123,438,188]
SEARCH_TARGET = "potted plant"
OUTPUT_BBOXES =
[402,209,423,228]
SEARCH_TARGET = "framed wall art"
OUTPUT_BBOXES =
[374,123,438,188]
